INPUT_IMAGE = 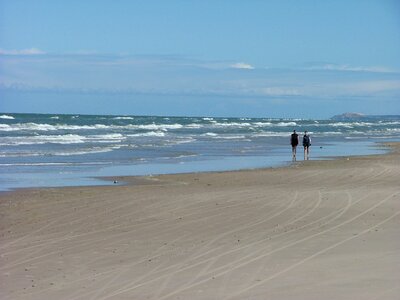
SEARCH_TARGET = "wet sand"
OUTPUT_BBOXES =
[1,143,399,299]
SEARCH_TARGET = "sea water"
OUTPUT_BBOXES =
[1,113,399,191]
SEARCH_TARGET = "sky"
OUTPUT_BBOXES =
[0,0,399,118]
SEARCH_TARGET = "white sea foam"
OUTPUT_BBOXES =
[175,153,198,158]
[386,128,400,132]
[54,124,109,130]
[0,151,41,157]
[329,122,354,128]
[318,131,343,136]
[213,122,251,127]
[114,116,134,120]
[276,122,297,127]
[50,116,59,119]
[0,115,15,119]
[253,132,289,137]
[351,130,369,134]
[344,136,368,140]
[131,123,184,131]
[87,134,125,140]
[55,146,120,156]
[168,138,195,144]
[0,133,126,146]
[253,122,273,127]
[328,122,378,128]
[372,121,400,126]
[0,135,82,145]
[202,132,218,136]
[0,124,14,131]
[160,153,198,160]
[217,135,247,139]
[0,123,146,131]
[128,131,166,137]
[0,123,60,131]
[0,122,185,132]
[186,123,203,128]
[351,122,373,126]
[0,146,118,157]
[0,134,86,145]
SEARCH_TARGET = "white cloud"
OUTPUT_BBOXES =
[258,87,301,96]
[305,63,395,73]
[0,48,46,55]
[230,62,255,70]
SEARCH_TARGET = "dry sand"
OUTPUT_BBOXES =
[1,143,399,300]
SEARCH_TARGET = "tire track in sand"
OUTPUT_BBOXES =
[152,192,398,300]
[223,210,400,300]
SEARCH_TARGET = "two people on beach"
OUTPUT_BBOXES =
[291,130,311,160]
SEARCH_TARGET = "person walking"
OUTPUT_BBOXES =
[303,131,311,160]
[290,130,299,160]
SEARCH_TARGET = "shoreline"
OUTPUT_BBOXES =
[1,142,399,299]
[0,140,393,193]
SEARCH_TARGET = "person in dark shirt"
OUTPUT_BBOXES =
[303,131,311,160]
[290,130,299,160]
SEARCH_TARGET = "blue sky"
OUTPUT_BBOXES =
[0,0,399,118]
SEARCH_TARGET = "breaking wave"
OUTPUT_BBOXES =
[0,114,15,120]
[0,134,126,146]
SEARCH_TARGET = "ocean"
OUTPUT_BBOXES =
[1,113,399,191]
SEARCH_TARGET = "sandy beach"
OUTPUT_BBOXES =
[1,144,399,300]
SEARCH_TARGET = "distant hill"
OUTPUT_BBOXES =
[331,113,365,120]
[331,113,400,121]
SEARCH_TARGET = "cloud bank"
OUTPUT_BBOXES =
[304,63,395,73]
[0,53,399,101]
[230,62,255,70]
[0,48,46,55]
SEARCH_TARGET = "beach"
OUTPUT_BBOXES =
[1,143,399,300]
